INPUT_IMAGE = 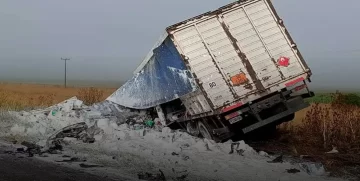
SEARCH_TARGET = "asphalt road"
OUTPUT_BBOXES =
[0,147,120,181]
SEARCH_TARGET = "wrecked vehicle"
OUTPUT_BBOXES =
[107,0,314,142]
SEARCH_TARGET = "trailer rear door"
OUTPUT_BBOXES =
[168,0,309,109]
[221,0,307,88]
[171,17,256,108]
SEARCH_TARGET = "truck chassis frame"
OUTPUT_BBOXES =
[167,82,314,142]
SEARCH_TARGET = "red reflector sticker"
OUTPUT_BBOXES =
[225,112,240,120]
[278,56,290,67]
[222,102,243,113]
[285,77,305,87]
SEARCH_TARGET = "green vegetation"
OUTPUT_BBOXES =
[306,92,360,106]
[334,93,360,107]
[305,93,334,104]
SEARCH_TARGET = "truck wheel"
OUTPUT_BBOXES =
[186,121,199,136]
[198,121,213,140]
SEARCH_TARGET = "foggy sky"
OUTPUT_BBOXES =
[1,0,360,90]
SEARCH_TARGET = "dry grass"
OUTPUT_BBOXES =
[275,92,360,179]
[0,83,116,110]
[248,92,360,179]
[77,87,105,106]
[298,104,360,153]
[285,92,360,153]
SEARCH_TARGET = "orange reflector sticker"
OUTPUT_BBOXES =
[230,73,248,86]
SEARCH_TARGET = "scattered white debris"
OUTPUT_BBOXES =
[0,97,345,181]
[10,124,26,135]
[299,162,327,176]
[259,151,270,157]
[1,115,81,143]
[63,137,78,144]
[326,146,339,154]
[162,127,173,134]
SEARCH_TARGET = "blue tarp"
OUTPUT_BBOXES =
[106,36,198,109]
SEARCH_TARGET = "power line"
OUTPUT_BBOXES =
[61,58,70,88]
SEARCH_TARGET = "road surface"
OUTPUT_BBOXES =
[0,146,124,181]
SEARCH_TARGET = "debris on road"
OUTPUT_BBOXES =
[0,96,342,181]
[79,163,103,168]
[299,162,327,176]
[20,141,43,157]
[172,168,189,180]
[182,156,190,161]
[56,157,87,163]
[16,148,25,152]
[176,173,188,181]
[137,169,166,181]
[326,146,339,154]
[4,150,14,155]
[268,154,284,163]
[21,141,41,152]
[287,168,301,174]
[229,141,249,156]
[47,141,63,154]
[258,151,270,157]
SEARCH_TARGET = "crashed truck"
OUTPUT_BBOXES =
[107,0,314,142]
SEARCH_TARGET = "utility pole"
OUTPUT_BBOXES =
[61,58,70,88]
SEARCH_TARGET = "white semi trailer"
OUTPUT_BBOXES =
[107,0,314,142]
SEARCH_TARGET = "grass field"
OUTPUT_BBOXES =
[0,83,116,110]
[0,82,352,119]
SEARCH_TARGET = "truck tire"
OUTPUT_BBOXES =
[198,121,214,140]
[186,121,199,136]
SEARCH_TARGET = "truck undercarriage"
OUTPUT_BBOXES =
[163,81,314,143]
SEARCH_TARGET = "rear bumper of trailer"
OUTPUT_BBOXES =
[241,95,310,134]
[213,91,313,137]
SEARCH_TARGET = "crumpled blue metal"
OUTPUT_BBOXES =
[106,36,197,109]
